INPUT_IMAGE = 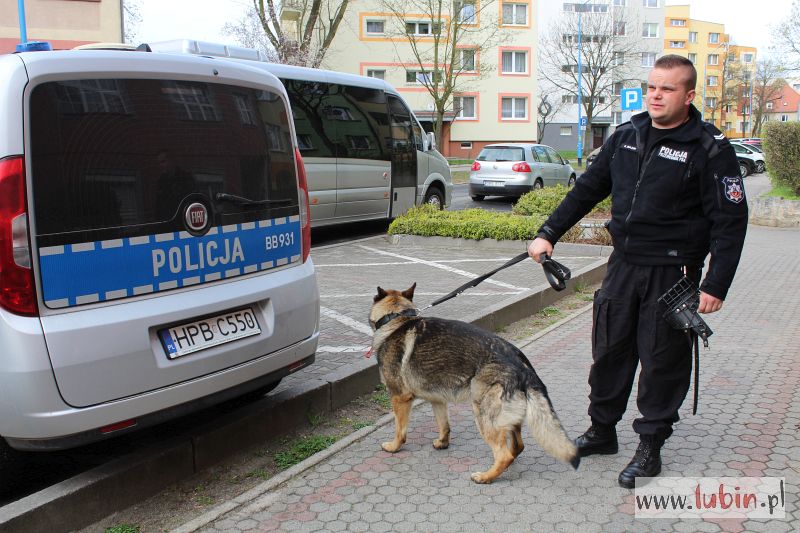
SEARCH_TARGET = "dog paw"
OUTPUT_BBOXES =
[381,441,402,453]
[470,471,493,484]
[432,439,450,450]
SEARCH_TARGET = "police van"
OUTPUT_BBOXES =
[148,40,453,227]
[0,46,319,449]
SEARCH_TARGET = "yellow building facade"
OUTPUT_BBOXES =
[0,0,123,54]
[664,5,757,138]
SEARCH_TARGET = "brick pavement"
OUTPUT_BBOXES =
[177,222,799,533]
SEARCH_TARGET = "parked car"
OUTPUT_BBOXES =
[731,142,766,174]
[468,143,576,201]
[0,46,320,450]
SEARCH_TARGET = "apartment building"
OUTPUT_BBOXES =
[538,0,665,153]
[664,5,757,139]
[0,0,122,54]
[319,0,539,158]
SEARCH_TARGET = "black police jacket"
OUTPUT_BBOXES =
[538,105,748,300]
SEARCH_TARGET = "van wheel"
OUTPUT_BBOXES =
[471,195,485,201]
[568,175,576,188]
[755,161,765,173]
[534,179,544,190]
[423,187,445,209]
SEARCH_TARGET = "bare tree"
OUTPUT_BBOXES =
[223,0,349,67]
[773,0,800,71]
[122,0,142,45]
[536,89,567,143]
[751,60,787,136]
[539,9,648,152]
[380,0,502,143]
[701,43,745,128]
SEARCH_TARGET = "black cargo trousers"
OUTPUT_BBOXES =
[588,252,700,441]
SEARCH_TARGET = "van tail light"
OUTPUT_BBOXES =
[294,148,312,263]
[0,157,37,316]
[512,162,532,172]
[471,161,481,171]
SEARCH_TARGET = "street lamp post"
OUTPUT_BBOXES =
[576,10,584,166]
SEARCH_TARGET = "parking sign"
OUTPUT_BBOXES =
[621,88,643,111]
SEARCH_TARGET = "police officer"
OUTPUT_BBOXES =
[528,55,748,488]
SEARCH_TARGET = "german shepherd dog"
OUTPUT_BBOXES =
[369,284,580,484]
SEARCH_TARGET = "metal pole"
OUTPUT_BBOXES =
[17,0,28,44]
[577,12,583,166]
[701,64,707,122]
[748,68,755,137]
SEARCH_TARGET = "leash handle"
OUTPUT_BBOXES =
[539,253,572,292]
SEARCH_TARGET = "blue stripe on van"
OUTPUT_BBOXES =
[38,217,302,309]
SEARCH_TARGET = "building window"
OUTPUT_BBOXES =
[781,115,789,122]
[708,54,719,66]
[501,96,527,119]
[709,32,720,43]
[501,50,528,74]
[460,142,473,149]
[725,103,734,113]
[689,32,697,43]
[613,0,626,5]
[741,121,750,131]
[766,102,774,110]
[560,126,573,136]
[564,3,608,12]
[705,97,717,108]
[366,20,385,34]
[742,105,751,114]
[455,0,477,23]
[613,21,626,36]
[724,122,732,130]
[688,53,697,63]
[669,41,685,48]
[743,53,754,63]
[454,95,477,118]
[460,49,476,71]
[405,70,442,84]
[612,51,625,66]
[233,94,258,125]
[562,94,578,104]
[366,69,385,79]
[613,111,622,124]
[642,0,658,6]
[642,23,658,38]
[502,3,528,25]
[613,82,623,95]
[406,21,438,35]
[706,76,718,86]
[641,52,656,67]
[671,19,686,26]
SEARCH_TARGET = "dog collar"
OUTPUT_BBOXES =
[373,309,419,330]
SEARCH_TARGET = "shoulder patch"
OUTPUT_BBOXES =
[721,176,745,204]
[714,133,726,140]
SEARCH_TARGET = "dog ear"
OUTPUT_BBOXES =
[401,282,416,301]
[374,287,388,303]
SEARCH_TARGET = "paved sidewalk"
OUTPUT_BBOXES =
[173,221,800,532]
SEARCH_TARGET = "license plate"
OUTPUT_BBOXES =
[158,308,261,360]
[484,180,505,187]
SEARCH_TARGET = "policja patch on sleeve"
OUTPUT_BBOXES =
[721,176,745,204]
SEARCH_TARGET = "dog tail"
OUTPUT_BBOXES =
[525,389,580,470]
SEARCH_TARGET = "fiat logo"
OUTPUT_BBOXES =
[185,203,208,233]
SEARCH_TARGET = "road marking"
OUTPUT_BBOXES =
[356,245,529,291]
[320,306,373,336]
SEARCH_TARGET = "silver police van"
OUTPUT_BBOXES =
[0,47,319,450]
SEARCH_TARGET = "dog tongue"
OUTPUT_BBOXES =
[365,347,372,358]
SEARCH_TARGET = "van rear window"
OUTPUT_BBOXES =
[476,147,525,162]
[29,79,298,247]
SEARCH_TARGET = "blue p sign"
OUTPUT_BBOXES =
[621,88,643,111]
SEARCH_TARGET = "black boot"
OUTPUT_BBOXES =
[618,435,663,489]
[575,422,618,457]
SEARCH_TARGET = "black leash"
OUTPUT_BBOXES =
[420,252,571,311]
[692,333,700,415]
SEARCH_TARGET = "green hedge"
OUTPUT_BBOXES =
[763,122,800,195]
[388,205,544,240]
[512,184,612,217]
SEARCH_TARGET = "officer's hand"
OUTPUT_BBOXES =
[527,237,553,264]
[698,292,723,314]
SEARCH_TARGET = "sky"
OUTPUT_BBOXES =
[135,0,793,58]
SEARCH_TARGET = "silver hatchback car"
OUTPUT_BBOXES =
[469,143,577,201]
[0,47,319,450]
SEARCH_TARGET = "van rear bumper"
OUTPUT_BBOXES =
[1,332,318,450]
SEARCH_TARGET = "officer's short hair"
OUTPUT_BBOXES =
[654,54,697,91]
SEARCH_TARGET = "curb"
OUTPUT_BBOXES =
[0,241,609,533]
